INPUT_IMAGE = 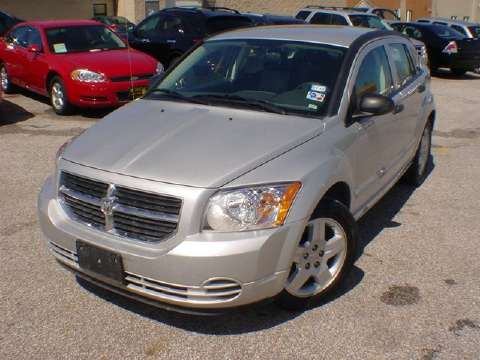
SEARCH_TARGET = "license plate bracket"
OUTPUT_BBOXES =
[76,241,124,284]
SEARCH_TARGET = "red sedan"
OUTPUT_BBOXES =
[0,20,163,114]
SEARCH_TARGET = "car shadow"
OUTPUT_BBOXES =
[0,99,34,126]
[75,159,435,334]
[10,88,115,119]
[431,68,480,80]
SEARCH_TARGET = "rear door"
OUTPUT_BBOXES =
[386,41,426,173]
[2,25,29,85]
[24,26,49,94]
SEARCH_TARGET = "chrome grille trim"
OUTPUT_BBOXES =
[58,172,181,242]
[47,242,242,304]
[125,272,242,303]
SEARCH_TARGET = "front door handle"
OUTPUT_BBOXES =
[393,104,405,114]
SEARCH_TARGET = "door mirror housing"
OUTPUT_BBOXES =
[357,94,395,116]
[27,44,42,53]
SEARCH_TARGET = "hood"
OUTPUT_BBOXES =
[60,49,158,78]
[63,100,324,188]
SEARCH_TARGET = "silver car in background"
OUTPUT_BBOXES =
[38,26,435,313]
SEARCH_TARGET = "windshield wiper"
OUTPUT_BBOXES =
[147,89,209,105]
[192,94,287,115]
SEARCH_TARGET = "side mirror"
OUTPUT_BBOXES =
[27,44,41,53]
[357,94,395,116]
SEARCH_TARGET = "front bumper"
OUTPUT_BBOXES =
[38,172,307,311]
[66,79,150,108]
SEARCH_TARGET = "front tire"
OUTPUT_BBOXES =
[49,76,73,115]
[276,199,358,310]
[0,64,14,94]
[404,122,433,187]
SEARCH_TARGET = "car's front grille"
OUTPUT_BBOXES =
[59,172,181,242]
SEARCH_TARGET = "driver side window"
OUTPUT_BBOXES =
[355,46,394,99]
[137,14,162,34]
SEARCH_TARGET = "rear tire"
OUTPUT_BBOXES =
[0,64,15,94]
[276,199,358,311]
[404,122,433,187]
[451,68,467,77]
[49,76,73,115]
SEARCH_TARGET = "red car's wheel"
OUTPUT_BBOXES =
[49,76,73,115]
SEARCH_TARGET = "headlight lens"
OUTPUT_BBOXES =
[71,69,106,83]
[155,62,164,74]
[204,182,301,232]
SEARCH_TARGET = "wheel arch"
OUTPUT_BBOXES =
[45,70,62,92]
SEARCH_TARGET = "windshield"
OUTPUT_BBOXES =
[469,26,480,38]
[45,25,127,54]
[430,25,465,39]
[149,39,346,117]
[349,15,391,30]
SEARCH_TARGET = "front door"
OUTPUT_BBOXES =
[346,42,397,209]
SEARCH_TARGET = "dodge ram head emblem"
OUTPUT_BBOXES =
[100,184,117,230]
[100,196,116,216]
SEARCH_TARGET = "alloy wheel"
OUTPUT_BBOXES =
[417,126,431,177]
[51,82,65,110]
[0,66,9,91]
[286,218,347,298]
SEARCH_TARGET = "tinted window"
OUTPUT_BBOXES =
[27,28,43,49]
[389,43,416,86]
[296,11,311,20]
[433,21,448,26]
[331,14,348,25]
[349,15,389,30]
[417,19,431,23]
[451,25,467,36]
[310,12,331,24]
[8,26,29,47]
[382,10,398,21]
[468,26,480,38]
[206,17,252,35]
[402,26,424,40]
[137,14,161,34]
[45,25,126,54]
[430,25,464,39]
[154,39,346,117]
[355,46,393,98]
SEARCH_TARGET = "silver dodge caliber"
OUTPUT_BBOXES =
[38,26,435,313]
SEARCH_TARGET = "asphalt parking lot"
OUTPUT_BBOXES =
[1,71,480,360]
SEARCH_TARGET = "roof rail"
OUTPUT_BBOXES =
[204,6,240,14]
[305,5,359,11]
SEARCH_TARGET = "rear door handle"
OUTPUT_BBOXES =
[417,84,426,93]
[394,104,405,114]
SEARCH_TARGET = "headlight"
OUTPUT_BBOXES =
[71,69,106,83]
[204,182,301,232]
[156,62,164,74]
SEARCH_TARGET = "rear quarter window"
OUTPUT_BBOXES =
[295,11,311,20]
[309,12,331,25]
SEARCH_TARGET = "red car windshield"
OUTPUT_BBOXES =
[45,25,126,54]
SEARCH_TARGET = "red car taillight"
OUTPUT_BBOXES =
[109,24,118,32]
[442,41,458,54]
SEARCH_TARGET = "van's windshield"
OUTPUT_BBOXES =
[149,39,346,117]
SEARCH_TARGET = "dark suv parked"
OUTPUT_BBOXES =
[0,11,22,37]
[129,7,253,67]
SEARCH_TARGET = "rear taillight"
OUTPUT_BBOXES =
[443,41,458,54]
[109,24,118,32]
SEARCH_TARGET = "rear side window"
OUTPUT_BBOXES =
[310,12,331,24]
[389,43,416,86]
[331,14,348,25]
[469,26,480,38]
[296,11,311,20]
[206,16,252,35]
[402,26,424,40]
[451,25,467,36]
[355,46,393,98]
[137,14,162,34]
[8,26,29,47]
[430,25,464,39]
[349,15,387,30]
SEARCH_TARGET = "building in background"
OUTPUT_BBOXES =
[431,0,480,22]
[1,0,477,24]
